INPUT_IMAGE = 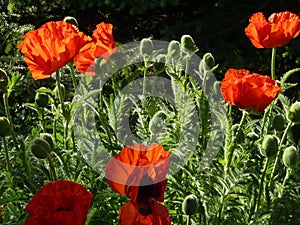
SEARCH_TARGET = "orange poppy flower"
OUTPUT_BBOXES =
[74,22,116,75]
[245,11,300,48]
[105,143,171,225]
[221,68,282,112]
[17,21,91,80]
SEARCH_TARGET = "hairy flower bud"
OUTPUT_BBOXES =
[288,102,300,124]
[0,117,11,137]
[180,35,198,53]
[272,114,285,131]
[282,146,298,168]
[140,38,154,56]
[40,133,55,150]
[182,194,198,215]
[167,40,180,58]
[0,68,8,93]
[63,16,79,27]
[232,124,245,144]
[154,54,165,74]
[260,135,278,158]
[35,91,49,108]
[30,138,51,159]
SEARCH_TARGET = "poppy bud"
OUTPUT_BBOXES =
[232,124,245,144]
[30,138,51,159]
[260,135,278,158]
[180,35,198,53]
[282,146,298,168]
[167,40,180,58]
[0,68,8,93]
[0,117,11,137]
[40,133,55,150]
[63,16,78,27]
[182,194,198,215]
[272,114,285,131]
[203,53,215,69]
[288,102,300,124]
[140,38,154,56]
[35,90,49,108]
[154,54,165,74]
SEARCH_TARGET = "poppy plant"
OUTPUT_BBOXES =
[221,68,282,112]
[74,22,116,75]
[105,143,171,225]
[24,180,93,225]
[17,21,91,80]
[245,11,300,48]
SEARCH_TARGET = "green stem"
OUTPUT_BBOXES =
[68,62,78,90]
[47,155,57,180]
[2,136,12,173]
[225,110,247,170]
[3,92,18,149]
[269,120,293,183]
[254,157,270,214]
[55,70,66,116]
[186,215,190,225]
[271,48,277,80]
[279,168,290,198]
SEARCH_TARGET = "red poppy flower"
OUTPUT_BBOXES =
[17,21,91,80]
[24,180,93,225]
[245,11,300,48]
[105,143,171,225]
[221,68,282,112]
[74,22,116,75]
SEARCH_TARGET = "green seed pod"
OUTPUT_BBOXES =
[30,138,51,159]
[288,102,300,124]
[232,124,245,144]
[0,68,8,93]
[272,114,285,131]
[182,194,198,215]
[35,92,49,108]
[180,35,198,53]
[282,146,298,168]
[40,133,55,150]
[0,117,11,137]
[260,135,278,158]
[63,16,78,27]
[167,40,181,58]
[140,38,154,56]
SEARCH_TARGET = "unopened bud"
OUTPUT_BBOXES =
[182,194,198,215]
[40,133,54,150]
[232,124,245,144]
[63,16,78,27]
[0,117,11,137]
[260,135,278,158]
[288,102,300,124]
[167,40,180,58]
[180,35,198,53]
[154,54,165,74]
[30,138,51,159]
[140,38,154,56]
[272,114,285,131]
[282,146,298,168]
[35,89,49,108]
